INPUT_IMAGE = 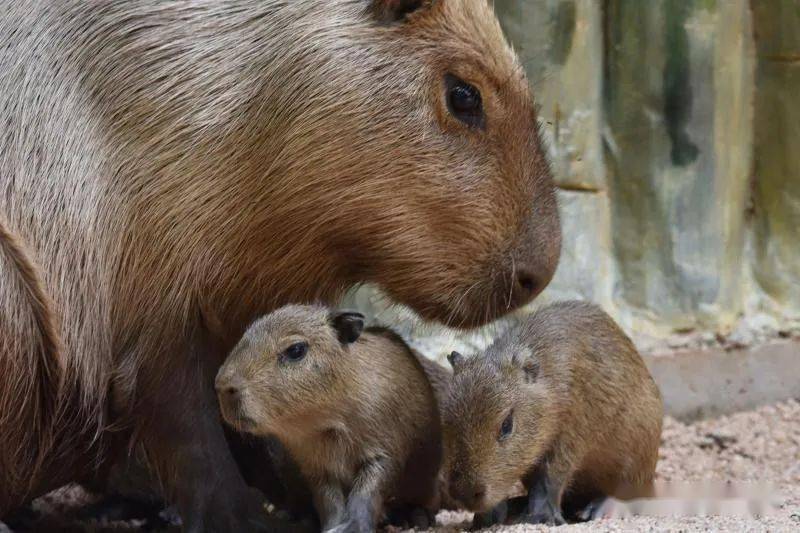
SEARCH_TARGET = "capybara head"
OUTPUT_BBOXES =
[215,305,365,434]
[238,0,560,329]
[441,346,554,512]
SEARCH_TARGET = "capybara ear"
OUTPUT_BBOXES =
[370,0,430,23]
[447,350,465,371]
[511,350,539,383]
[330,311,365,345]
[522,359,539,383]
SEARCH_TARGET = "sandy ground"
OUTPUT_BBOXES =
[3,400,799,533]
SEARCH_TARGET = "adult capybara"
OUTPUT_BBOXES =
[0,0,560,530]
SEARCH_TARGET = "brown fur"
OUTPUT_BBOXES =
[216,305,442,531]
[442,301,663,523]
[0,215,64,506]
[0,0,559,525]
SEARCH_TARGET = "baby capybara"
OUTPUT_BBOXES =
[442,301,663,527]
[216,305,442,532]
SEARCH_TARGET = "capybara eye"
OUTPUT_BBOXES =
[445,74,484,129]
[282,341,308,363]
[498,411,514,441]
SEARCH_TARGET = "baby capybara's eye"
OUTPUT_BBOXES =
[498,411,514,442]
[281,341,308,363]
[445,74,484,129]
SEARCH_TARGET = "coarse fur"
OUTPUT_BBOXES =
[442,301,663,525]
[216,305,442,531]
[0,0,559,525]
[0,215,64,505]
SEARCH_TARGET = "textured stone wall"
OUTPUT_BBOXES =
[343,0,799,361]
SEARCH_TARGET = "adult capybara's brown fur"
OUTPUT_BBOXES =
[216,305,442,531]
[0,216,64,506]
[0,0,559,528]
[443,301,663,526]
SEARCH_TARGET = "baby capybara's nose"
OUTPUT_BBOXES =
[450,478,487,511]
[218,383,240,399]
[215,374,245,406]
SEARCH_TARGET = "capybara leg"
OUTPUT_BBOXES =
[312,479,346,531]
[339,493,381,533]
[142,398,273,532]
[520,463,567,526]
[135,344,283,533]
[226,431,315,520]
[339,456,388,533]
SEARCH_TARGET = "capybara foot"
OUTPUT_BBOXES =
[324,515,371,533]
[575,496,613,521]
[471,501,508,529]
[74,493,169,529]
[385,505,436,529]
[518,501,566,527]
[3,503,40,531]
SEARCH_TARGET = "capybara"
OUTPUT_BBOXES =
[442,301,663,527]
[0,0,560,529]
[216,305,442,532]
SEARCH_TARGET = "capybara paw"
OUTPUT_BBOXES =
[471,501,508,529]
[324,517,372,533]
[74,494,168,526]
[322,521,353,533]
[520,507,566,527]
[576,496,616,521]
[385,505,435,529]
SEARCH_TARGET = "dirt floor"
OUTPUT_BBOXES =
[3,400,799,533]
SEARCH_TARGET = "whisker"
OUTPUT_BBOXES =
[507,256,516,310]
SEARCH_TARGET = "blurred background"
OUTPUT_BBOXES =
[344,0,799,414]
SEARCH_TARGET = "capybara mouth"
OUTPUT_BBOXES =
[421,274,542,329]
[216,393,256,432]
[219,403,257,433]
[233,415,257,432]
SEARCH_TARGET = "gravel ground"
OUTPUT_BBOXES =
[3,400,799,533]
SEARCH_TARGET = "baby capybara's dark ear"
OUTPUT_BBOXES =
[370,0,430,23]
[447,351,465,371]
[511,351,540,383]
[330,311,365,345]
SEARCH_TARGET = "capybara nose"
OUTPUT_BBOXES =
[459,486,486,510]
[469,485,486,506]
[450,479,486,510]
[220,384,240,399]
[513,267,544,306]
[215,374,244,402]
